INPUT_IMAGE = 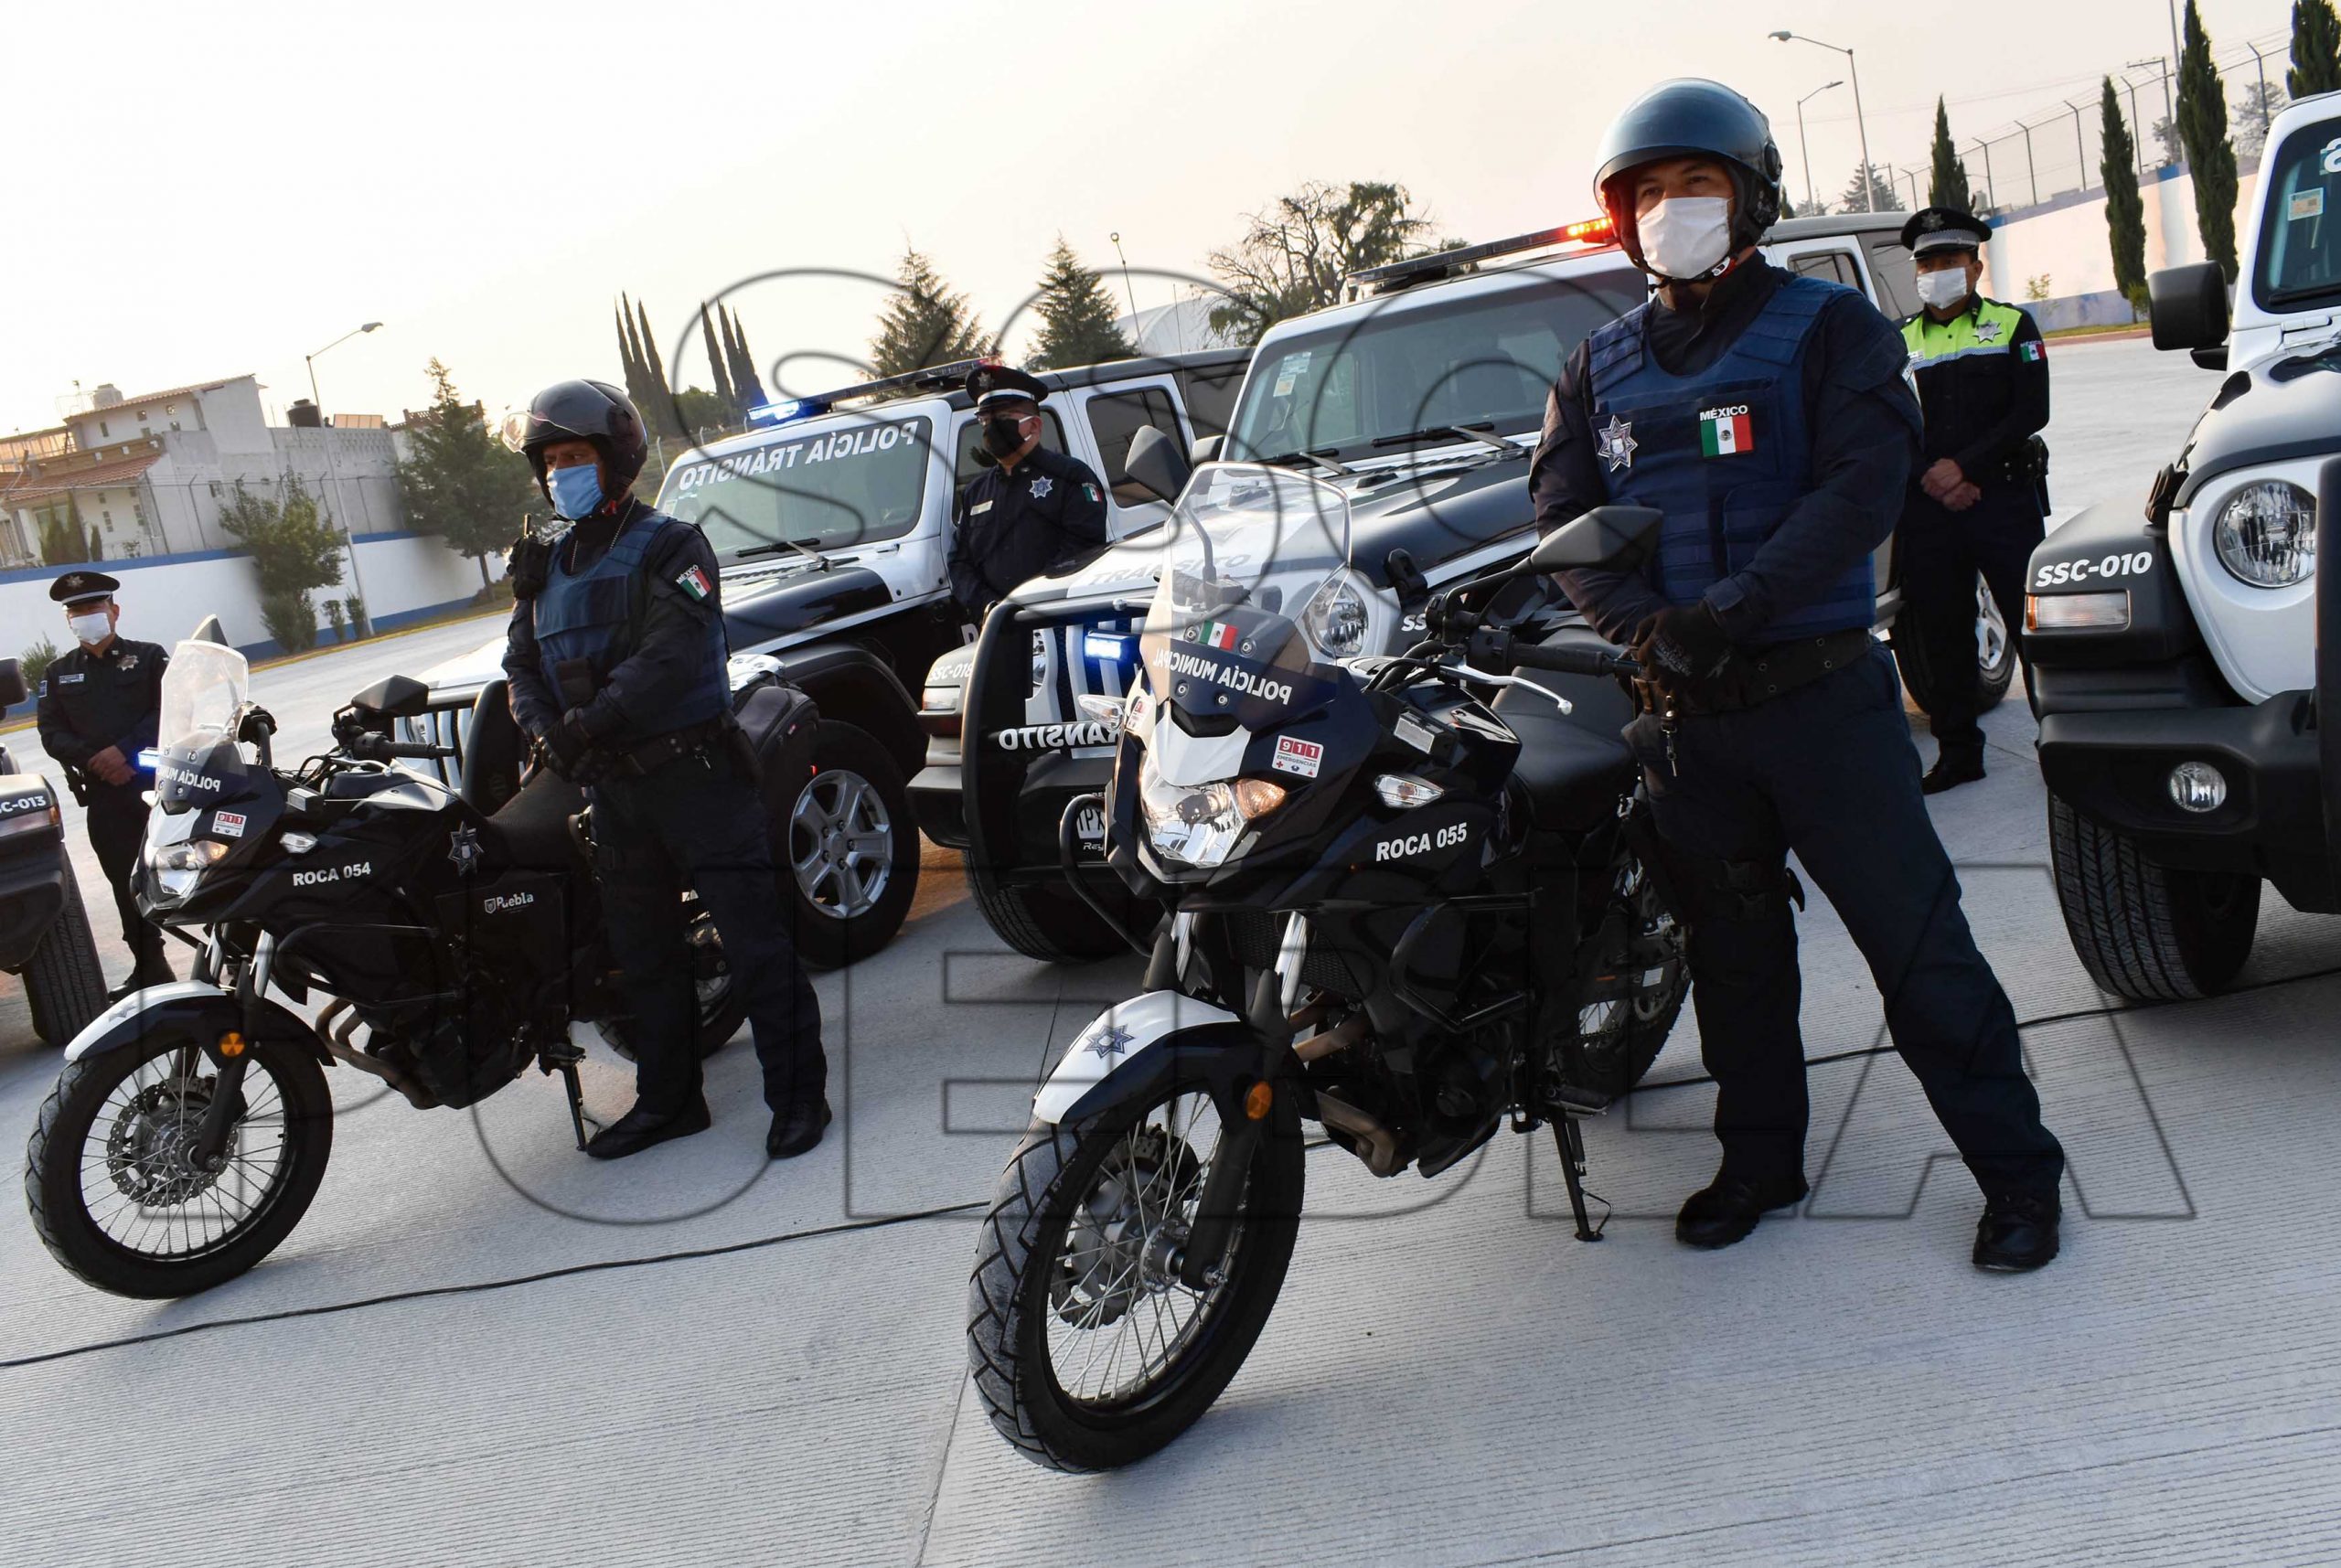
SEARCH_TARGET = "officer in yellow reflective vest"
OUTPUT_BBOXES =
[1896,206,2050,794]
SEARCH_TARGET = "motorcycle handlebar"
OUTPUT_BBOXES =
[1505,641,1640,680]
[348,734,457,763]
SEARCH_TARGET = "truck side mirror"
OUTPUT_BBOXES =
[1124,425,1191,505]
[1527,506,1663,574]
[348,673,431,719]
[2149,262,2229,354]
[0,658,25,709]
[1189,433,1224,465]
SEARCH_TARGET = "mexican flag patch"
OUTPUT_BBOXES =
[1698,405,1754,457]
[676,564,713,602]
[1198,620,1239,650]
[2020,341,2046,363]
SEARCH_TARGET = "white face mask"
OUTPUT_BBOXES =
[1916,266,1973,309]
[69,611,112,645]
[1636,196,1735,281]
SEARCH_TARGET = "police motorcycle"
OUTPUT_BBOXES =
[965,467,1679,1471]
[24,629,817,1299]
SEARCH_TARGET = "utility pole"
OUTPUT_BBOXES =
[1797,80,1844,215]
[2122,74,2146,176]
[2017,119,2039,208]
[2245,40,2273,141]
[1972,137,1996,211]
[1771,32,1875,211]
[2068,100,2089,192]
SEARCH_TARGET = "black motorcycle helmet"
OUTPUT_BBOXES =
[508,379,648,501]
[1592,79,1786,273]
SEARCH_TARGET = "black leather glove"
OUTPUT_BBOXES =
[1630,603,1735,691]
[535,712,606,784]
[507,532,551,600]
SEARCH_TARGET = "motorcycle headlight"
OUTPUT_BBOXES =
[1298,571,1377,659]
[148,838,229,899]
[2213,480,2317,587]
[1139,763,1287,869]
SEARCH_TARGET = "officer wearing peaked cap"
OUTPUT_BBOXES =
[35,570,175,997]
[1895,206,2051,795]
[946,363,1109,624]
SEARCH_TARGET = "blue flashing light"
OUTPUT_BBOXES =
[135,749,160,773]
[1084,631,1135,663]
[748,399,822,426]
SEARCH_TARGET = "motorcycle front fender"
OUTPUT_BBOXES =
[65,982,327,1068]
[1032,990,1256,1126]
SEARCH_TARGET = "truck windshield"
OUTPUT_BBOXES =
[658,413,934,559]
[2254,118,2341,312]
[1227,270,1643,462]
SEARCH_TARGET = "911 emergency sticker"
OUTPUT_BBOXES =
[676,564,713,602]
[2034,550,2154,590]
[1272,736,1323,778]
[211,811,246,838]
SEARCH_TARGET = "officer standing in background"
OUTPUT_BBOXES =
[1528,80,2065,1271]
[1896,207,2052,794]
[35,571,174,998]
[502,379,828,1162]
[946,364,1109,624]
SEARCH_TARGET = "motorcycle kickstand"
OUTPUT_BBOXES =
[1550,1115,1604,1243]
[539,1041,596,1151]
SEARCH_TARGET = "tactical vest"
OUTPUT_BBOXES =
[1900,297,2029,371]
[532,508,729,734]
[1587,272,1875,643]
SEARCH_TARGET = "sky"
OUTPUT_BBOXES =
[0,0,2299,438]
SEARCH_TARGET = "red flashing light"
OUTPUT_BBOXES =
[1563,216,1615,244]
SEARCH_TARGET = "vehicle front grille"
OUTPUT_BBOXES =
[1215,908,1371,999]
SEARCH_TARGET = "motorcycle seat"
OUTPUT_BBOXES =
[484,768,585,872]
[1491,676,1636,834]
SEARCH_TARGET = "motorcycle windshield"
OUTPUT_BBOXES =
[1138,463,1360,737]
[153,640,259,810]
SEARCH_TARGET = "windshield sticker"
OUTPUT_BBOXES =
[668,420,924,494]
[1271,349,1312,397]
[1272,736,1323,778]
[2293,189,2326,221]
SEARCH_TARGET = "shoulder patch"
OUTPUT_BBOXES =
[1083,481,1102,504]
[676,564,713,602]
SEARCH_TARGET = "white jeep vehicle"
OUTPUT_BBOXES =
[2028,91,2341,999]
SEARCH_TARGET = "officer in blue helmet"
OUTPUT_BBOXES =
[502,379,828,1161]
[1529,80,2064,1271]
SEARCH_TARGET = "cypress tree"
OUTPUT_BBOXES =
[1928,98,1973,210]
[870,248,991,376]
[2290,0,2341,97]
[724,306,768,411]
[1030,237,1138,368]
[2177,0,2241,280]
[634,300,682,438]
[615,295,647,408]
[698,305,736,418]
[2101,78,2150,315]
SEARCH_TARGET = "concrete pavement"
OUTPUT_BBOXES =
[5,337,2339,1566]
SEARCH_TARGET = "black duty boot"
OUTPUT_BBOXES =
[1973,1192,2061,1272]
[766,1099,833,1160]
[1675,1170,1809,1250]
[1922,752,1987,795]
[584,1096,711,1160]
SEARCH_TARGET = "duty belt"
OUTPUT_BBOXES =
[609,714,739,777]
[1632,626,1874,718]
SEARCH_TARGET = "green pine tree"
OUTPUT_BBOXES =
[723,306,767,411]
[2101,79,2151,316]
[616,293,648,410]
[1029,238,1138,369]
[2291,0,2341,96]
[635,299,682,439]
[870,248,991,376]
[1928,98,1972,210]
[2178,0,2241,281]
[392,359,544,588]
[698,305,737,420]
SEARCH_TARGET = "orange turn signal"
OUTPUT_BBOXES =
[1245,1081,1274,1121]
[217,1030,248,1058]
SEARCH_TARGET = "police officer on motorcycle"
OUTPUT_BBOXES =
[502,379,828,1161]
[1528,80,2064,1270]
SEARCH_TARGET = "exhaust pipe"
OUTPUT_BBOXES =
[1315,1089,1405,1177]
[315,997,435,1109]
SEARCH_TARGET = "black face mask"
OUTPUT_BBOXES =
[982,413,1030,458]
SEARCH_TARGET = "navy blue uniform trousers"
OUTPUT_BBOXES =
[1630,646,2063,1200]
[1899,485,2046,762]
[590,747,825,1117]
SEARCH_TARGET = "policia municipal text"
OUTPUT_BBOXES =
[1528,80,2065,1271]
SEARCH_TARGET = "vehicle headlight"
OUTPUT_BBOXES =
[148,838,229,899]
[2212,480,2317,587]
[920,686,962,714]
[1138,761,1287,869]
[1299,574,1372,658]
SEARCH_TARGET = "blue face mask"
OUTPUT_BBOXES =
[548,464,604,520]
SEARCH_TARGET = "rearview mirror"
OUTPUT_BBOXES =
[0,659,25,709]
[1528,506,1663,574]
[1124,425,1191,505]
[348,673,430,719]
[2149,262,2229,353]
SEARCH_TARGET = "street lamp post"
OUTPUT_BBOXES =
[1796,80,1844,215]
[2245,40,2273,141]
[1771,31,1874,212]
[305,320,381,637]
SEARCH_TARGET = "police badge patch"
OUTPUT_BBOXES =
[1029,475,1053,499]
[448,825,484,877]
[1976,318,2003,344]
[1597,415,1638,473]
[119,655,139,672]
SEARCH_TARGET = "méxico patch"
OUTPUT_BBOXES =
[676,564,713,602]
[1698,405,1754,457]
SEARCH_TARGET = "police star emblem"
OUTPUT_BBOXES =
[1597,415,1638,473]
[447,825,484,878]
[1029,475,1053,499]
[1086,1023,1136,1061]
[119,654,138,672]
[1975,318,2003,344]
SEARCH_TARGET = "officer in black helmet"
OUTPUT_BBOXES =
[501,379,828,1161]
[1529,80,2064,1270]
[946,363,1109,624]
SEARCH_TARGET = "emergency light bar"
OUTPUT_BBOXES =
[1347,215,1619,294]
[745,357,999,426]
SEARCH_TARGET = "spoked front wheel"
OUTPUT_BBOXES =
[967,1072,1304,1471]
[25,1030,334,1297]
